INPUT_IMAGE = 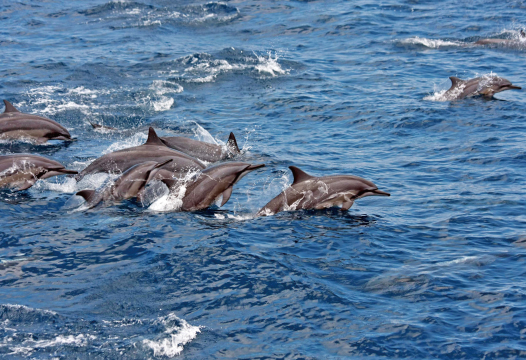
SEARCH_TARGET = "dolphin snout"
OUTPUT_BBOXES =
[373,189,390,196]
[508,85,522,90]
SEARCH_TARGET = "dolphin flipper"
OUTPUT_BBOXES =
[341,200,354,211]
[220,186,233,207]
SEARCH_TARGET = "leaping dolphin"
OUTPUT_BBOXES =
[158,162,265,211]
[0,100,73,144]
[256,166,390,216]
[75,127,205,181]
[443,76,521,100]
[160,132,241,163]
[0,154,77,191]
[76,160,172,209]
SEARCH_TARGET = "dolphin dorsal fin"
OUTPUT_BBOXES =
[3,100,20,113]
[144,127,167,146]
[289,166,315,185]
[76,189,96,201]
[449,76,464,88]
[227,132,240,153]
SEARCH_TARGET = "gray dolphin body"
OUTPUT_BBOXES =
[160,132,240,163]
[0,100,73,144]
[443,76,521,100]
[475,30,526,45]
[75,127,205,180]
[256,166,390,216]
[0,154,77,191]
[76,160,171,209]
[158,162,264,211]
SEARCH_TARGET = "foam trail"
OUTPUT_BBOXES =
[397,37,464,49]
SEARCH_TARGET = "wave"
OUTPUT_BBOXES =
[0,305,200,358]
[81,1,240,29]
[395,36,465,49]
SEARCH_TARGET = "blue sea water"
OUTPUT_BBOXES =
[1,0,526,358]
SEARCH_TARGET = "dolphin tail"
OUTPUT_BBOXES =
[227,132,240,154]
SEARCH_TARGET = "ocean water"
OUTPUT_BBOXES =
[1,0,526,358]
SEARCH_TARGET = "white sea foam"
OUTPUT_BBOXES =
[33,177,78,193]
[152,96,174,111]
[148,170,200,212]
[398,36,464,48]
[254,51,288,76]
[6,334,97,356]
[142,313,201,357]
[102,132,148,154]
[150,80,183,95]
[192,122,220,145]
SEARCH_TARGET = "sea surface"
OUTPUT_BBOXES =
[1,0,526,358]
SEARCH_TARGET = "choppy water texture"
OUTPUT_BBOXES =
[1,0,526,358]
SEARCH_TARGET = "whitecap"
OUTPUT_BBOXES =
[398,36,464,49]
[142,313,201,357]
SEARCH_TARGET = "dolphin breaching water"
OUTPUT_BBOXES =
[160,132,241,163]
[75,127,205,180]
[76,160,172,209]
[158,162,265,211]
[256,166,390,216]
[443,76,521,100]
[0,154,77,191]
[0,100,73,144]
[475,29,526,46]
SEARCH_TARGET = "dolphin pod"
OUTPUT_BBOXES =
[256,166,390,216]
[444,76,521,100]
[0,100,73,144]
[75,127,205,181]
[76,160,173,209]
[0,154,77,191]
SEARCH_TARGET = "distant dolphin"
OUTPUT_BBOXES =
[443,76,521,100]
[90,122,117,131]
[0,154,77,191]
[475,29,526,45]
[158,162,264,211]
[76,160,171,209]
[160,132,241,163]
[256,166,390,216]
[0,100,73,144]
[75,127,205,180]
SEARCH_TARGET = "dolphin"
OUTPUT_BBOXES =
[475,29,526,45]
[256,166,390,216]
[160,132,241,163]
[0,154,77,191]
[90,122,117,131]
[76,160,172,209]
[158,162,265,211]
[0,100,73,144]
[75,127,205,180]
[443,76,521,100]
